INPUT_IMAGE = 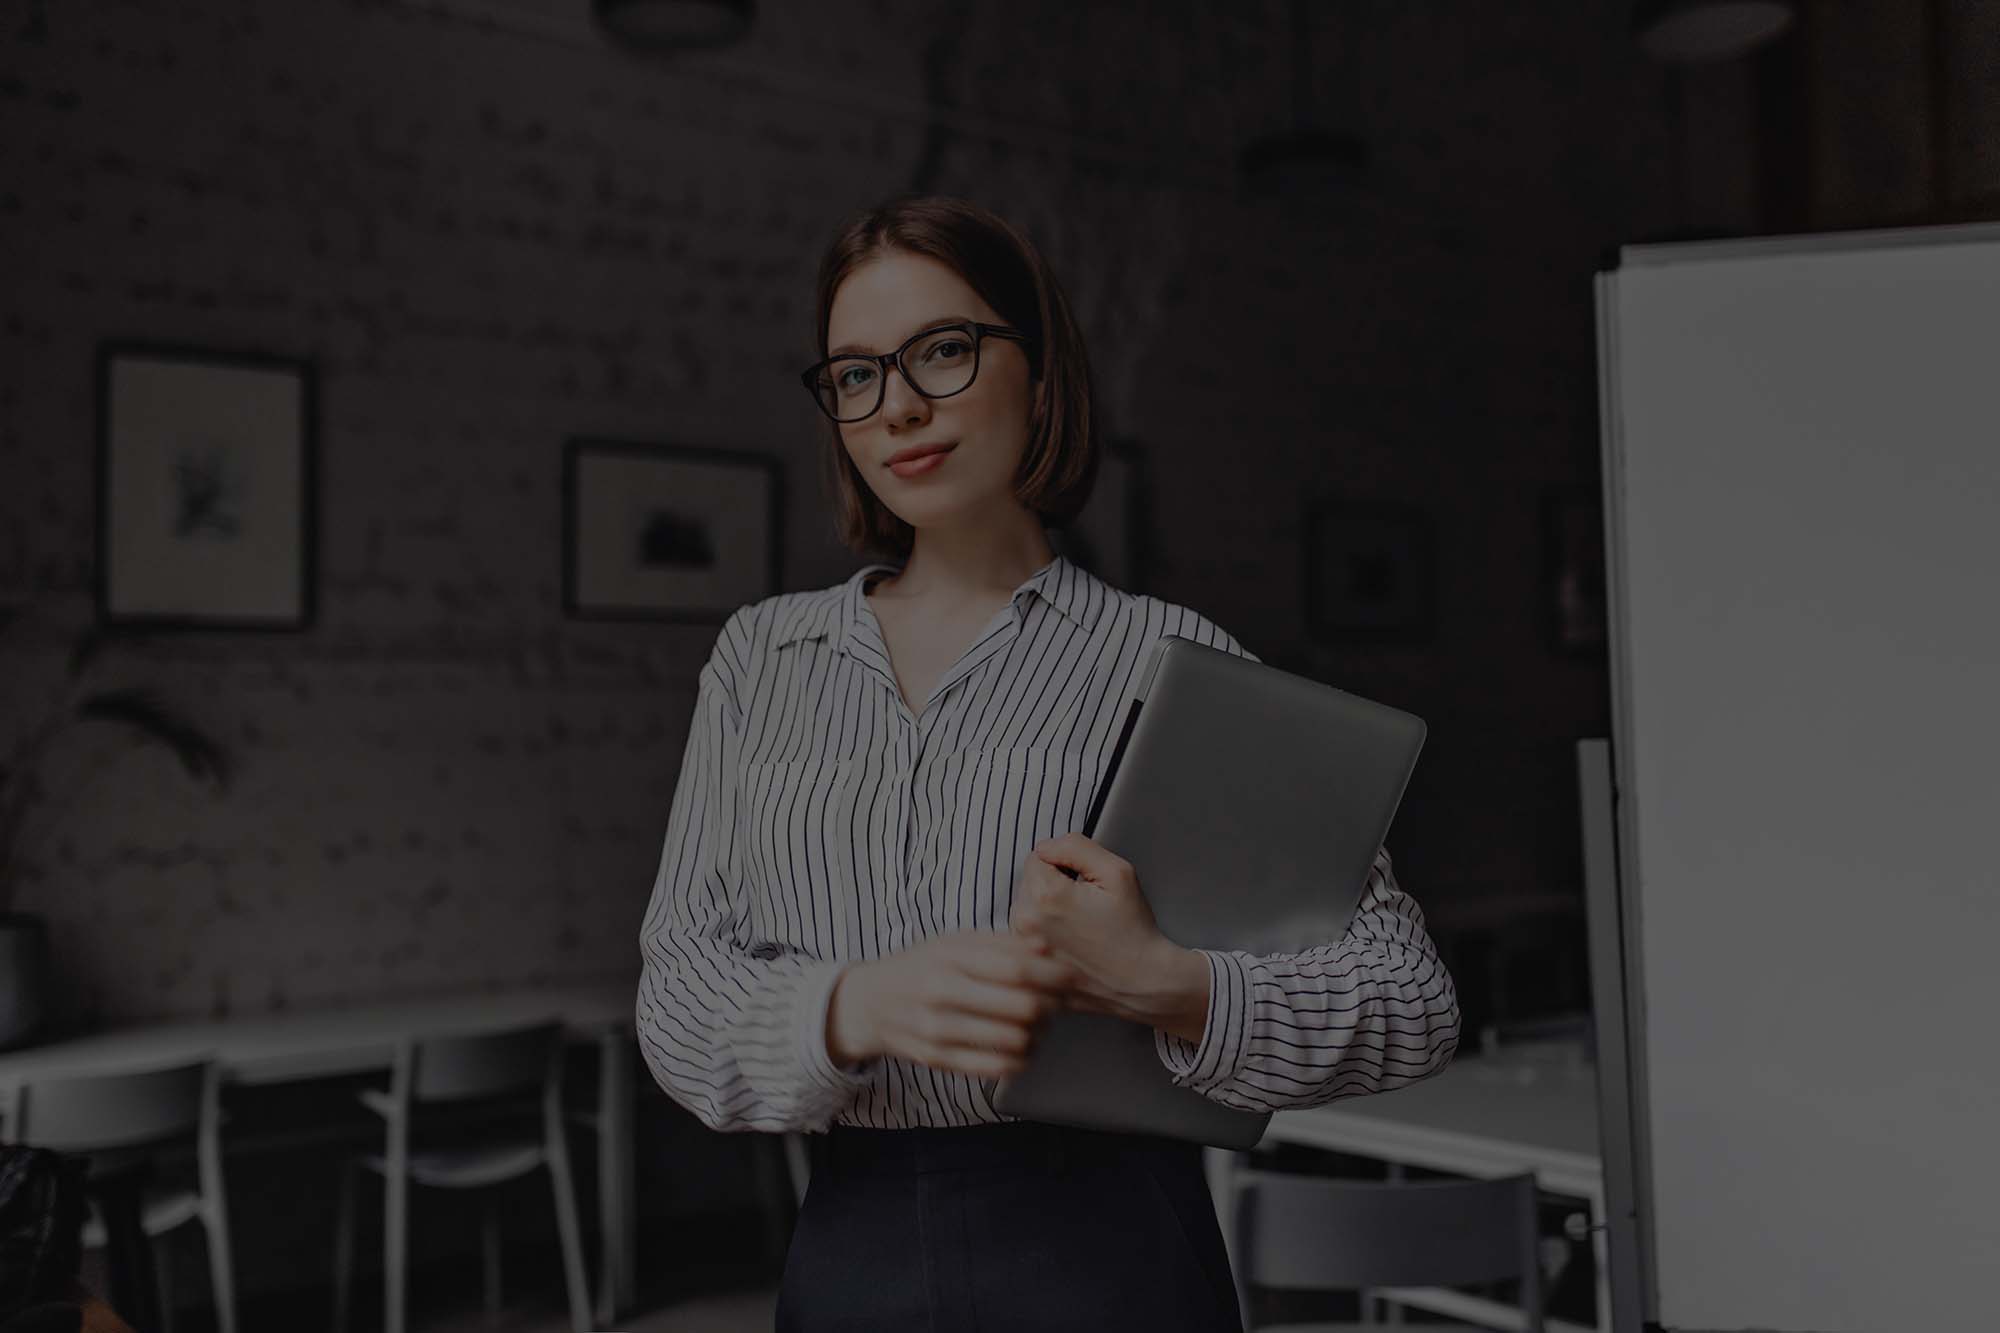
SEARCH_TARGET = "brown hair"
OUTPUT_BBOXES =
[809,195,1097,562]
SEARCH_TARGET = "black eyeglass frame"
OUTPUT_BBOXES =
[799,322,1035,424]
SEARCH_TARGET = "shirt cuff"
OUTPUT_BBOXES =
[1153,949,1254,1095]
[796,958,879,1106]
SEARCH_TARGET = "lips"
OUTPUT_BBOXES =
[888,450,952,479]
[885,442,956,466]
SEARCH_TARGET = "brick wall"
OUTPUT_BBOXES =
[1,1,1692,1047]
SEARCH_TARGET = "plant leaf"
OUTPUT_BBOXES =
[74,688,234,790]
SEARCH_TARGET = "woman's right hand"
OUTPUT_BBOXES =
[825,930,1074,1080]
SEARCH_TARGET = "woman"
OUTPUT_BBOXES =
[636,195,1461,1331]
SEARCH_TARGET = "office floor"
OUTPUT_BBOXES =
[80,1218,787,1333]
[415,1282,1396,1332]
[105,1249,1389,1332]
[100,1179,1480,1332]
[134,1260,1422,1332]
[141,1264,1402,1333]
[112,1265,782,1333]
[420,1286,776,1333]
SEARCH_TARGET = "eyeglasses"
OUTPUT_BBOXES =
[800,321,1033,424]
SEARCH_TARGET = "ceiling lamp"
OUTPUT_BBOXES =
[593,0,755,51]
[1238,0,1368,198]
[1634,0,1797,62]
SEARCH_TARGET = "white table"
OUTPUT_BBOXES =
[0,979,640,1326]
[1208,1043,1607,1333]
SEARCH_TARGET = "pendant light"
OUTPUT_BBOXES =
[1238,0,1367,198]
[1634,0,1797,62]
[593,0,755,52]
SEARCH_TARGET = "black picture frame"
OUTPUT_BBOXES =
[1541,483,1608,656]
[562,437,782,623]
[1302,499,1434,642]
[95,341,316,631]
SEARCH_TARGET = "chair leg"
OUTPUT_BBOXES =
[385,1166,409,1333]
[591,1030,620,1330]
[545,1117,592,1333]
[481,1204,502,1325]
[592,1176,613,1332]
[592,1109,614,1331]
[198,1063,240,1333]
[605,1034,636,1321]
[331,1162,357,1333]
[156,1242,174,1333]
[201,1173,240,1333]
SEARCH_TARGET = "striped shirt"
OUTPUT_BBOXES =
[636,553,1460,1133]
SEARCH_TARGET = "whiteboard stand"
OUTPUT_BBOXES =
[1577,738,1650,1333]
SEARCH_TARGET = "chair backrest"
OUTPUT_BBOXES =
[1478,1009,1594,1059]
[1232,1168,1543,1324]
[407,1019,563,1103]
[5,1059,210,1153]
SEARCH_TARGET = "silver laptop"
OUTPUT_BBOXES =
[991,635,1427,1149]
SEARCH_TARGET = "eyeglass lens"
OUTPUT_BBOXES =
[813,327,980,422]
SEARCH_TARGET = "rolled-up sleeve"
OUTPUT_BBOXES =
[636,607,877,1133]
[1144,614,1459,1110]
[1153,847,1460,1110]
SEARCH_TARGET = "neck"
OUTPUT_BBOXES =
[878,509,1056,602]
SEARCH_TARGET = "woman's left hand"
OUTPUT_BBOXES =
[1008,832,1207,1033]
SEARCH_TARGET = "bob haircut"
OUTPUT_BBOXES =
[809,195,1097,563]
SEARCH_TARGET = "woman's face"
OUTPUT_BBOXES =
[825,249,1036,536]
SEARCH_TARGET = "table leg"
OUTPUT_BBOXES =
[1378,1161,1406,1325]
[1589,1189,1612,1333]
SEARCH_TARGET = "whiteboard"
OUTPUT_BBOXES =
[1595,224,2000,1333]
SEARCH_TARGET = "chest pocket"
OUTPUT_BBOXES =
[737,756,861,951]
[967,745,1100,858]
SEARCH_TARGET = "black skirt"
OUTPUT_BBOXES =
[775,1119,1245,1332]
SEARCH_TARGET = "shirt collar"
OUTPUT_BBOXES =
[773,551,1103,655]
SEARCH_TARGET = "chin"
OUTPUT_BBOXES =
[891,492,1012,533]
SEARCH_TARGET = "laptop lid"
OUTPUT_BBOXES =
[992,635,1427,1148]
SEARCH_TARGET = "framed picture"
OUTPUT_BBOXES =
[563,438,781,622]
[1051,437,1146,591]
[1303,499,1434,642]
[1542,484,1607,655]
[96,342,316,630]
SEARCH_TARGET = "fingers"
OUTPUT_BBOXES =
[933,976,1055,1025]
[899,1006,1038,1080]
[939,1044,1029,1080]
[1023,951,1074,992]
[936,1011,1035,1058]
[954,934,1075,995]
[873,930,1082,1080]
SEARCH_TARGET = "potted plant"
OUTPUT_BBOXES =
[0,608,233,1050]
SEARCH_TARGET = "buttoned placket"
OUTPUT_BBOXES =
[848,579,1035,892]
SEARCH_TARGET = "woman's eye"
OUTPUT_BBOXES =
[836,366,876,392]
[923,338,970,363]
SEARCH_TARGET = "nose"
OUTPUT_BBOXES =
[879,357,930,425]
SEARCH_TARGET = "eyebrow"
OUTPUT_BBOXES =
[829,314,978,357]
